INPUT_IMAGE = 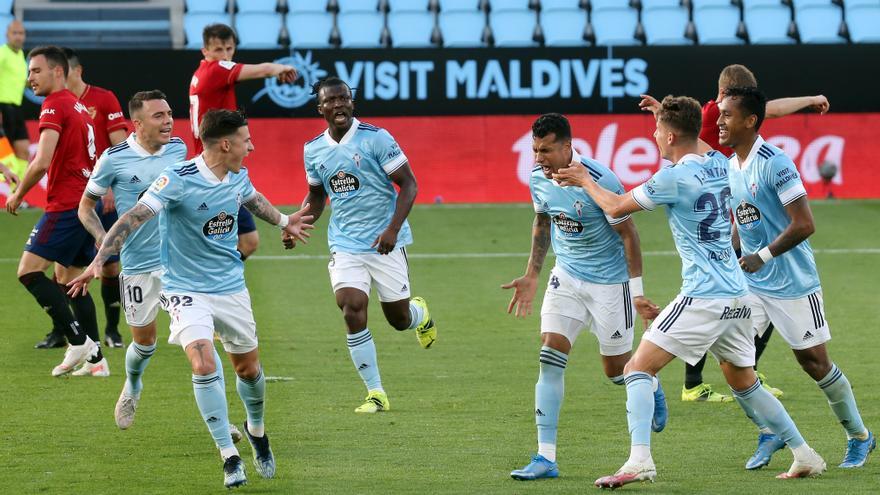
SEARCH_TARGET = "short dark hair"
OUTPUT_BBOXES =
[312,76,352,103]
[723,86,768,132]
[200,109,247,143]
[718,64,757,91]
[532,113,571,142]
[28,45,69,78]
[202,23,236,46]
[129,90,167,117]
[61,47,81,69]
[657,95,702,140]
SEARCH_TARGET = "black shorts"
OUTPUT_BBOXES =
[0,103,29,142]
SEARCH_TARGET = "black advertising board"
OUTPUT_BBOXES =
[19,44,880,118]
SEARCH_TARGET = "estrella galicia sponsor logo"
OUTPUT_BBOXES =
[251,51,327,109]
[203,210,235,238]
[735,200,761,231]
[552,212,584,235]
[719,306,751,320]
[329,170,360,195]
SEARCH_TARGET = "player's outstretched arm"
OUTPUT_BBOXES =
[244,192,314,246]
[766,95,829,119]
[78,192,107,245]
[739,196,815,273]
[6,129,58,215]
[0,162,19,189]
[373,163,417,255]
[552,159,643,218]
[238,63,298,84]
[68,203,155,296]
[501,213,551,318]
[612,219,660,325]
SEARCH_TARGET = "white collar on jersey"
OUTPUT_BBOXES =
[730,135,765,171]
[126,133,166,158]
[323,117,360,147]
[194,154,230,185]
[678,153,710,165]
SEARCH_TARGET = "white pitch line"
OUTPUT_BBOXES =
[0,248,878,264]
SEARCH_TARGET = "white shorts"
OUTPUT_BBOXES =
[121,270,162,327]
[747,291,831,350]
[540,266,634,356]
[643,294,755,368]
[160,289,258,354]
[328,248,411,302]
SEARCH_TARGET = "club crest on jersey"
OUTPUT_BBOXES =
[329,170,360,196]
[203,210,236,238]
[552,212,584,235]
[352,153,361,168]
[573,200,585,217]
[750,182,759,198]
[87,106,97,120]
[81,168,91,178]
[735,200,762,231]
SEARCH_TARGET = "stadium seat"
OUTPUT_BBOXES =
[184,12,232,48]
[387,0,431,12]
[438,0,482,12]
[490,10,537,46]
[642,6,691,44]
[338,11,385,47]
[795,4,845,43]
[540,0,581,11]
[846,5,880,42]
[845,0,879,8]
[235,12,282,48]
[694,5,743,44]
[741,0,784,8]
[286,12,334,48]
[691,0,734,8]
[590,0,626,10]
[0,13,11,29]
[439,11,486,46]
[744,4,794,43]
[591,6,640,45]
[186,0,227,14]
[640,0,683,8]
[288,0,328,13]
[237,0,278,14]
[336,0,380,13]
[388,11,436,47]
[490,0,532,12]
[791,0,834,8]
[540,9,588,45]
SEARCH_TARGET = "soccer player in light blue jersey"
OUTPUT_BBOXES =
[554,96,825,487]
[291,77,435,414]
[70,110,314,489]
[78,90,186,412]
[718,86,874,470]
[503,113,663,481]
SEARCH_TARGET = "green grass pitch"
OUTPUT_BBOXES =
[0,200,878,494]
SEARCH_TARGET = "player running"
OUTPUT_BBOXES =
[554,96,825,487]
[6,45,104,376]
[77,90,186,419]
[292,76,435,414]
[503,113,663,481]
[70,109,313,488]
[719,86,874,470]
[189,23,297,261]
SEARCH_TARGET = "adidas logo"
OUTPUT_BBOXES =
[611,330,623,340]
[129,175,142,183]
[197,202,208,211]
[358,363,370,370]
[803,330,814,341]
[401,284,408,291]
[206,416,219,423]
[535,408,545,417]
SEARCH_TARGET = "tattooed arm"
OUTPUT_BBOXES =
[78,192,107,246]
[501,213,552,318]
[243,192,285,225]
[243,192,316,249]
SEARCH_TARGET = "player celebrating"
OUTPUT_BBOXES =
[554,96,825,487]
[503,113,663,481]
[719,86,874,470]
[189,23,297,261]
[70,109,313,488]
[77,90,186,419]
[640,64,830,402]
[6,45,104,376]
[294,76,435,414]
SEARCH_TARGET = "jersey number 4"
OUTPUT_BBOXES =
[695,187,732,243]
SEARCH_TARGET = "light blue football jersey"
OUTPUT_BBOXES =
[530,152,630,284]
[303,118,413,254]
[139,155,257,294]
[729,136,820,299]
[632,151,748,298]
[86,134,187,275]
